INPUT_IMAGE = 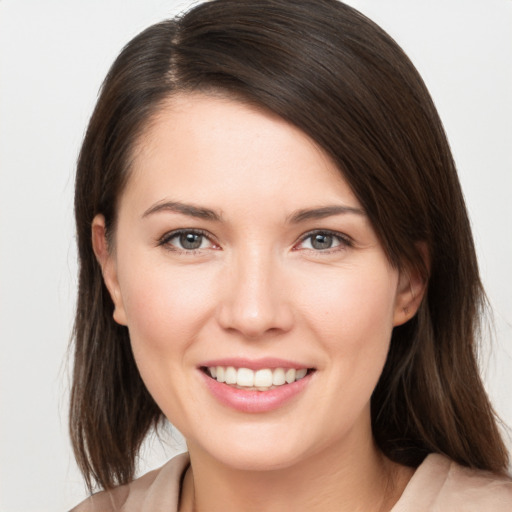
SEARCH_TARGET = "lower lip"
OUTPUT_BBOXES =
[200,370,313,413]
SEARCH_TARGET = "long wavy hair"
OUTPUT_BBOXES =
[70,0,509,491]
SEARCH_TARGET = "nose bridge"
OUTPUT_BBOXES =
[218,244,292,337]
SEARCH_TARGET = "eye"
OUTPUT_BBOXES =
[295,230,351,252]
[158,229,217,252]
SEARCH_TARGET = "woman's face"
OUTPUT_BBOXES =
[95,94,418,471]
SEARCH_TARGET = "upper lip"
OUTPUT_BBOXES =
[199,357,313,371]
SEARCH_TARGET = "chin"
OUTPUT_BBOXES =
[188,420,331,473]
[211,444,305,472]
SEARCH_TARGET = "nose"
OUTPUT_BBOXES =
[217,249,294,339]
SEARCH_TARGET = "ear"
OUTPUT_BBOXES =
[393,243,429,326]
[91,214,127,326]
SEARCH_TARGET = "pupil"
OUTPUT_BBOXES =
[180,233,202,250]
[312,234,332,250]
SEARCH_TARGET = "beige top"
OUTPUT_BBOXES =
[71,452,512,511]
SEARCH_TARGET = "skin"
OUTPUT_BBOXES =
[93,93,425,511]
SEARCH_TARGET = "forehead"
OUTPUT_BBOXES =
[121,93,362,215]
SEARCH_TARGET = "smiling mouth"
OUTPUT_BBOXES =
[201,366,315,391]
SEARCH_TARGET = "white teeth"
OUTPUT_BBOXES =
[285,368,296,384]
[295,368,307,380]
[216,366,225,383]
[208,366,310,389]
[237,367,254,387]
[254,369,273,387]
[225,366,237,384]
[272,368,286,386]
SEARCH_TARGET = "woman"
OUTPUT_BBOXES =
[70,0,512,510]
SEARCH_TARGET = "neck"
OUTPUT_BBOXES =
[179,423,412,512]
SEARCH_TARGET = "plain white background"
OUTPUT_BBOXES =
[0,1,510,510]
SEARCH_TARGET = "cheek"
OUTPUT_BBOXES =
[117,258,217,355]
[115,258,220,419]
[300,265,398,421]
[298,263,398,357]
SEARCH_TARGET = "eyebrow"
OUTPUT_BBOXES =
[288,205,365,224]
[142,201,222,221]
[142,201,364,223]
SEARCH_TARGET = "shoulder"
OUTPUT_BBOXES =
[440,457,512,509]
[69,452,190,512]
[394,453,512,512]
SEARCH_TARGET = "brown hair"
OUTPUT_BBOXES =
[70,0,509,492]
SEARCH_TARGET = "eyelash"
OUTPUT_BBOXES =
[157,228,218,254]
[157,228,353,254]
[294,229,353,253]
